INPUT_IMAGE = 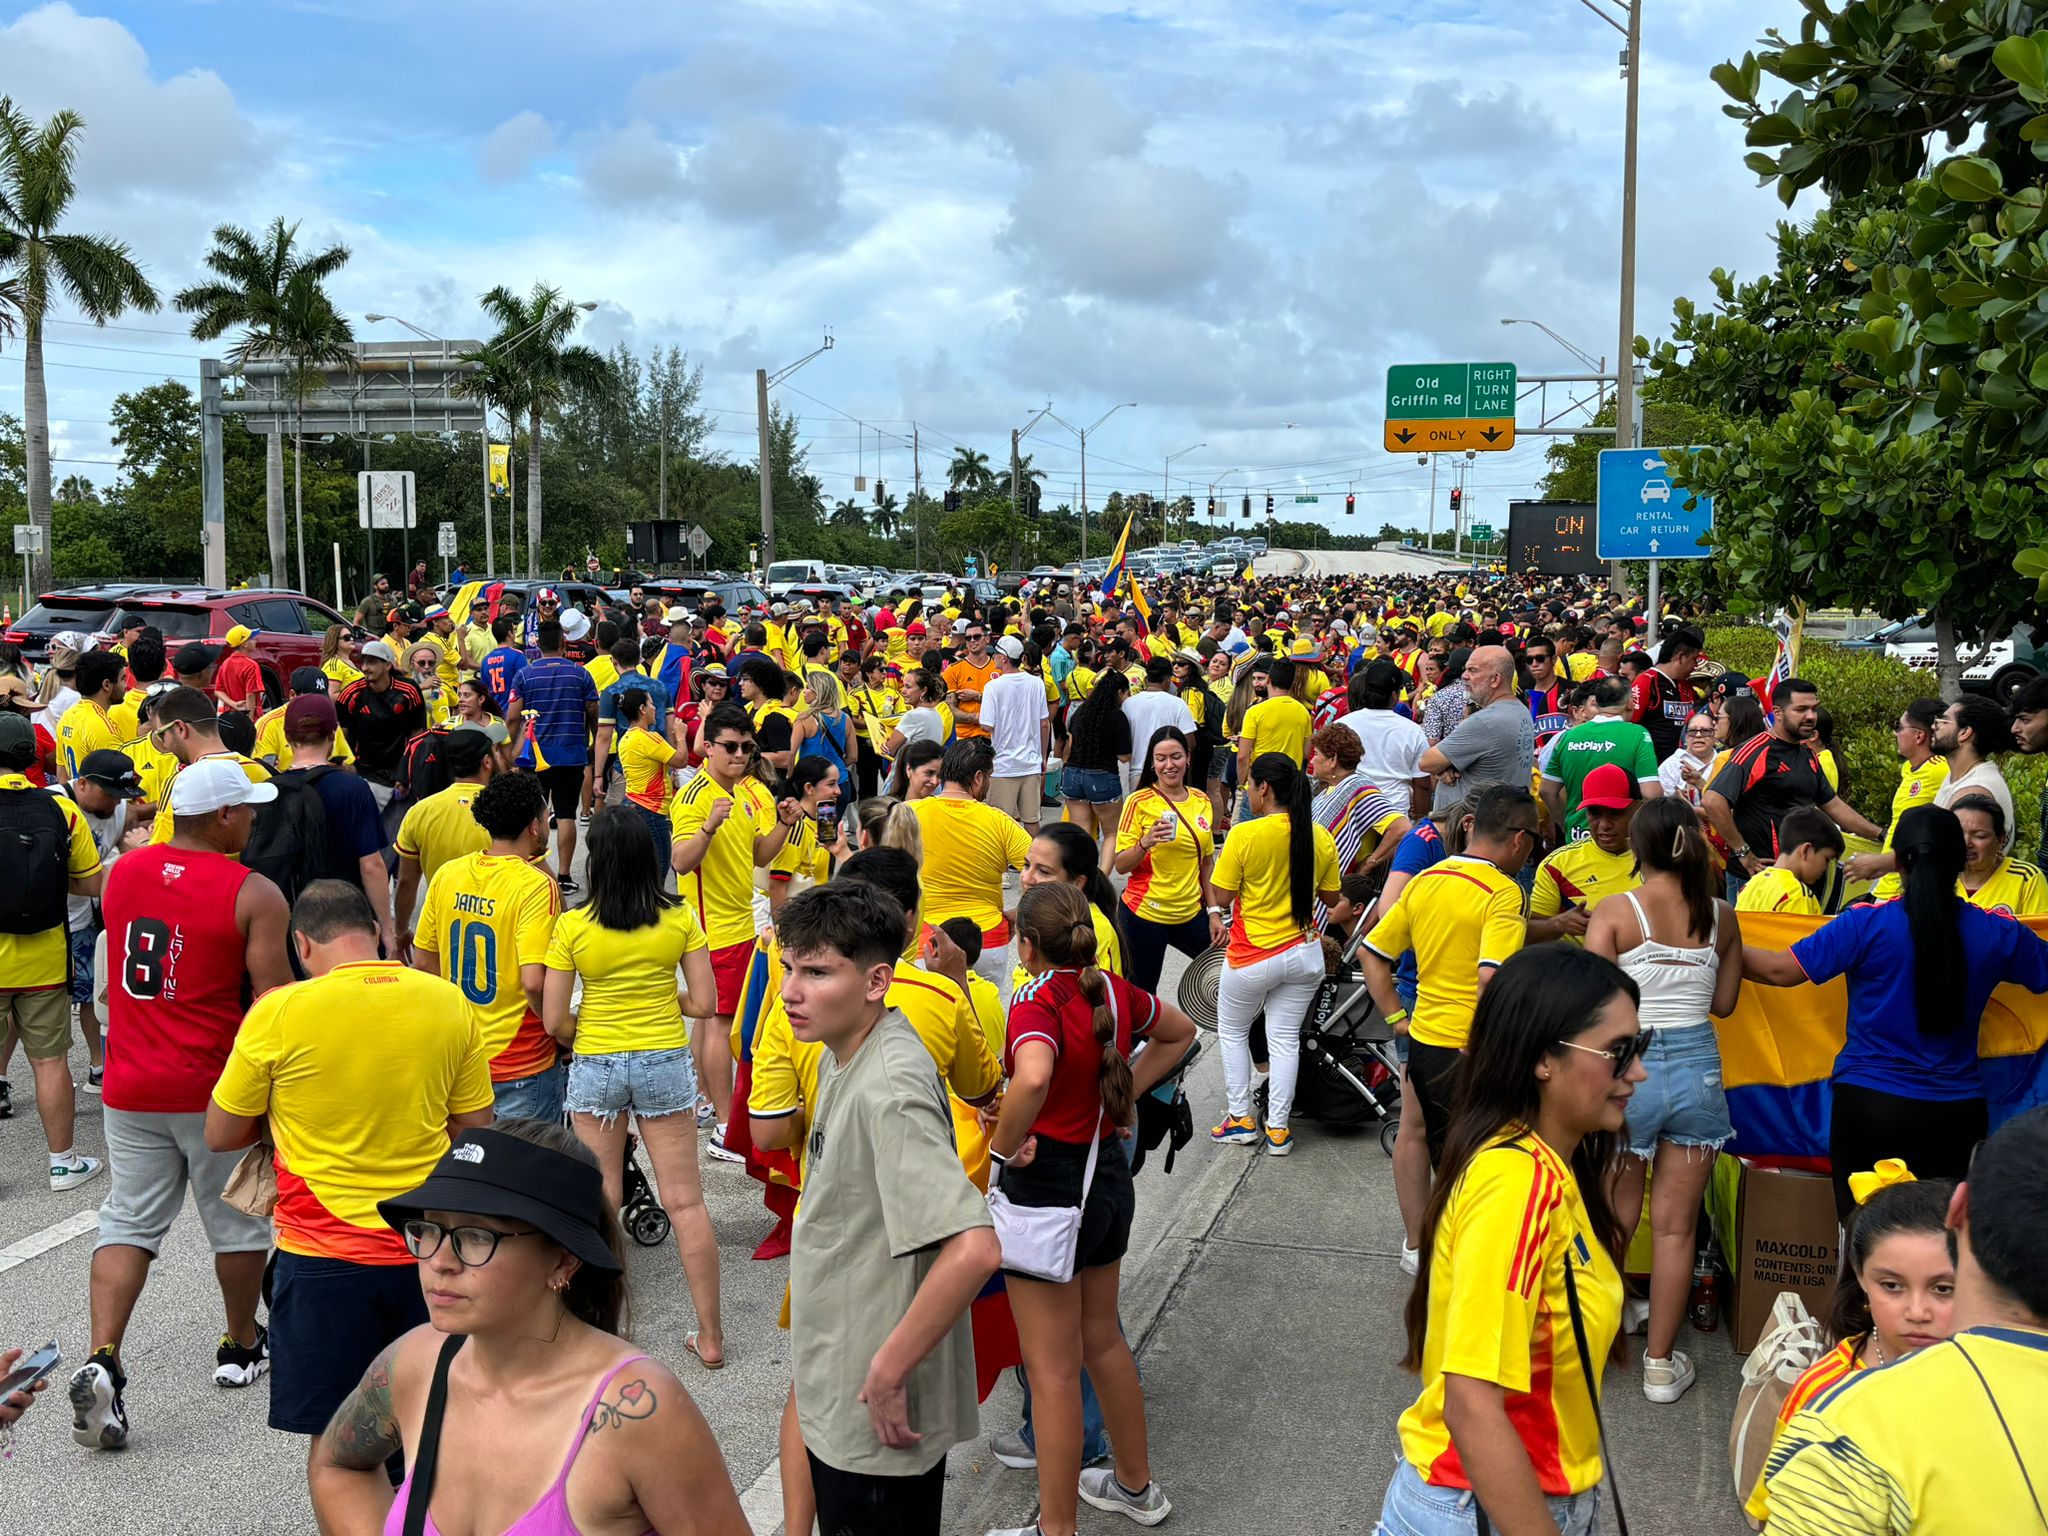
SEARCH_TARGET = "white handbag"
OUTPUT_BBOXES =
[986,1108,1103,1283]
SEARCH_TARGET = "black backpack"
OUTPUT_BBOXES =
[394,726,454,808]
[0,787,70,936]
[243,765,348,908]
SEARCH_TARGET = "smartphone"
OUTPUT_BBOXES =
[815,803,839,835]
[0,1341,61,1400]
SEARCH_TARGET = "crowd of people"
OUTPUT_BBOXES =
[0,555,2043,1534]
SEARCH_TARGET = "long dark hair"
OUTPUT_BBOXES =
[1629,798,1716,943]
[1894,805,1967,1037]
[1402,945,1637,1371]
[1825,1172,1956,1346]
[1015,882,1134,1128]
[1034,821,1122,941]
[1722,696,1765,752]
[495,1118,629,1337]
[884,738,943,798]
[1134,725,1192,794]
[585,804,673,931]
[1250,752,1316,926]
[1067,666,1131,761]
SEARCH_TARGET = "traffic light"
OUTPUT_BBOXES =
[1027,482,1043,517]
[1207,496,1216,519]
[1345,493,1356,517]
[944,490,961,513]
[1241,494,1250,519]
[1450,487,1463,511]
[1265,493,1274,517]
[873,479,885,506]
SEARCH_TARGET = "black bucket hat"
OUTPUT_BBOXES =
[377,1128,621,1273]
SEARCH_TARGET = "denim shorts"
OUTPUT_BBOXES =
[1622,1025,1732,1160]
[565,1045,698,1126]
[1061,765,1123,804]
[69,923,97,1007]
[1376,1457,1603,1536]
[493,1062,565,1124]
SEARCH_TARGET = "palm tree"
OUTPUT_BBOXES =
[452,338,530,574]
[0,275,20,341]
[0,99,160,591]
[831,496,865,529]
[948,446,993,494]
[994,452,1047,500]
[874,490,900,538]
[277,268,355,592]
[467,283,614,576]
[175,218,350,584]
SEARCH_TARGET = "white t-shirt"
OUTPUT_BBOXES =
[1938,760,2015,852]
[896,706,945,749]
[1332,707,1428,798]
[53,784,126,932]
[1123,690,1197,770]
[979,670,1048,778]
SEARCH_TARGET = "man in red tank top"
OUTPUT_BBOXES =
[69,759,293,1453]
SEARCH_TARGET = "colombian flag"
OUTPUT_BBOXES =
[1098,509,1153,637]
[1715,912,2048,1164]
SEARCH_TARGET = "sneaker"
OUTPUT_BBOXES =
[558,875,580,895]
[1263,1125,1293,1156]
[0,1079,12,1118]
[1643,1349,1697,1404]
[705,1125,745,1164]
[50,1154,105,1193]
[213,1325,270,1388]
[1078,1466,1173,1526]
[989,1428,1036,1469]
[1399,1243,1420,1277]
[69,1354,129,1449]
[985,1526,1047,1536]
[1210,1114,1258,1146]
[83,1066,104,1095]
[693,1095,717,1129]
[1622,1295,1652,1336]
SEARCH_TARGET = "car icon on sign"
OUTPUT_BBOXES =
[1640,477,1671,504]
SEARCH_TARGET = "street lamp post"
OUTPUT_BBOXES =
[1163,443,1206,544]
[1211,467,1247,534]
[1047,403,1135,562]
[756,330,835,573]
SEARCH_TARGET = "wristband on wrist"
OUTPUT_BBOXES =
[1384,1007,1409,1027]
[988,1147,1011,1166]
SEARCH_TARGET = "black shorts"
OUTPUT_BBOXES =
[537,764,585,821]
[266,1252,427,1434]
[807,1450,944,1536]
[1407,1041,1465,1169]
[995,1132,1135,1277]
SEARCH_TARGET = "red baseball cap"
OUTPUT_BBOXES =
[906,621,927,637]
[1579,762,1636,812]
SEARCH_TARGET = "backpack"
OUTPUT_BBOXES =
[0,787,70,935]
[242,765,347,908]
[395,726,455,807]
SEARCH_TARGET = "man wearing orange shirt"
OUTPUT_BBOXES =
[942,619,999,740]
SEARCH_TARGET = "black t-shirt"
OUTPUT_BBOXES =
[1708,732,1832,857]
[1631,668,1701,761]
[336,677,426,779]
[1065,705,1132,773]
[754,712,794,757]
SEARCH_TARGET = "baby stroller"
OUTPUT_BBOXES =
[620,1134,671,1247]
[1180,926,1404,1153]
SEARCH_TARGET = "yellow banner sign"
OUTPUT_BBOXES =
[488,443,510,494]
[1383,419,1518,454]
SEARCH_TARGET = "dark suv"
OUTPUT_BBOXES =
[5,583,188,662]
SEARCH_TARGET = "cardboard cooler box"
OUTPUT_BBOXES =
[1707,1154,1840,1353]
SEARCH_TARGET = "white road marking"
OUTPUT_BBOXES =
[739,1454,784,1536]
[0,1207,99,1273]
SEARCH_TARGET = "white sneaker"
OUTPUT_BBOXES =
[1078,1466,1172,1526]
[50,1155,104,1192]
[989,1428,1036,1469]
[704,1125,745,1164]
[1643,1349,1697,1404]
[1622,1295,1651,1335]
[1399,1243,1420,1277]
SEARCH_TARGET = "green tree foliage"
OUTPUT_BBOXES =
[1704,2,2048,683]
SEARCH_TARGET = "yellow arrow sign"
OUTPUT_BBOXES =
[1384,419,1517,454]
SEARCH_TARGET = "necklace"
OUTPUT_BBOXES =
[1870,1333,1889,1367]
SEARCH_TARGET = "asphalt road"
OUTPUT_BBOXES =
[1257,546,1470,581]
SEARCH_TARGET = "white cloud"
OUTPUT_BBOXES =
[682,114,845,244]
[0,3,260,195]
[476,110,556,184]
[576,120,687,207]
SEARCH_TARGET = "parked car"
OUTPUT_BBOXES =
[1841,614,2044,704]
[765,559,832,597]
[3,582,195,663]
[107,587,354,707]
[638,578,771,616]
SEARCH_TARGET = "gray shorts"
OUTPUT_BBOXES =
[95,1107,275,1256]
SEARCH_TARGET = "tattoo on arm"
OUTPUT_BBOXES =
[321,1347,402,1470]
[586,1377,657,1436]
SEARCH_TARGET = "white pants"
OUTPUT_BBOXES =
[974,937,1015,1007]
[1216,939,1325,1129]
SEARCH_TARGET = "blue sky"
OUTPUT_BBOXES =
[2,0,1796,538]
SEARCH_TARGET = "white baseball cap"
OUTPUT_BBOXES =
[168,759,278,816]
[996,635,1024,660]
[664,606,691,624]
[360,640,399,665]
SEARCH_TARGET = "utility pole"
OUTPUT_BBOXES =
[1011,428,1021,520]
[912,424,923,568]
[756,367,775,573]
[1618,0,1644,604]
[200,360,227,590]
[1423,454,1438,553]
[658,394,668,524]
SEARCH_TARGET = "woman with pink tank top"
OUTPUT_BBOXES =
[308,1119,748,1536]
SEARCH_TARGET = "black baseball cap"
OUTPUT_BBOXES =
[75,749,144,798]
[288,665,327,695]
[172,641,219,677]
[378,1128,620,1273]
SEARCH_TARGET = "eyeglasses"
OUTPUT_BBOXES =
[711,738,756,756]
[1556,1029,1654,1078]
[401,1219,545,1266]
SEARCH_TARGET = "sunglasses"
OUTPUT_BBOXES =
[1556,1029,1654,1078]
[402,1219,545,1267]
[711,738,756,756]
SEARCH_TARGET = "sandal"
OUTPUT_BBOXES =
[684,1331,726,1371]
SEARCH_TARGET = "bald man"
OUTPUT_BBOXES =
[1418,644,1533,820]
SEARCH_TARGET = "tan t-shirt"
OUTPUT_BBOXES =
[791,1009,992,1476]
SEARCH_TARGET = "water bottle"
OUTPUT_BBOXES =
[1688,1250,1720,1333]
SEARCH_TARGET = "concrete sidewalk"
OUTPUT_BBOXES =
[945,1115,1753,1535]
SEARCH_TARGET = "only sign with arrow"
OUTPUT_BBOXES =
[1383,363,1518,454]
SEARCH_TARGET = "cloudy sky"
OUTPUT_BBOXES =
[1,0,1794,541]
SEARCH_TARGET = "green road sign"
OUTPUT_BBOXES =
[1469,524,1495,542]
[1293,494,1320,504]
[1385,363,1517,421]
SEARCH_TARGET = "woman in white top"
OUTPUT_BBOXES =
[1657,710,1717,806]
[1585,797,1742,1408]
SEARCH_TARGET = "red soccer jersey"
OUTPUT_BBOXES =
[101,845,253,1113]
[1004,968,1159,1144]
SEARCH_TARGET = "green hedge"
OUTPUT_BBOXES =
[1699,625,2045,858]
